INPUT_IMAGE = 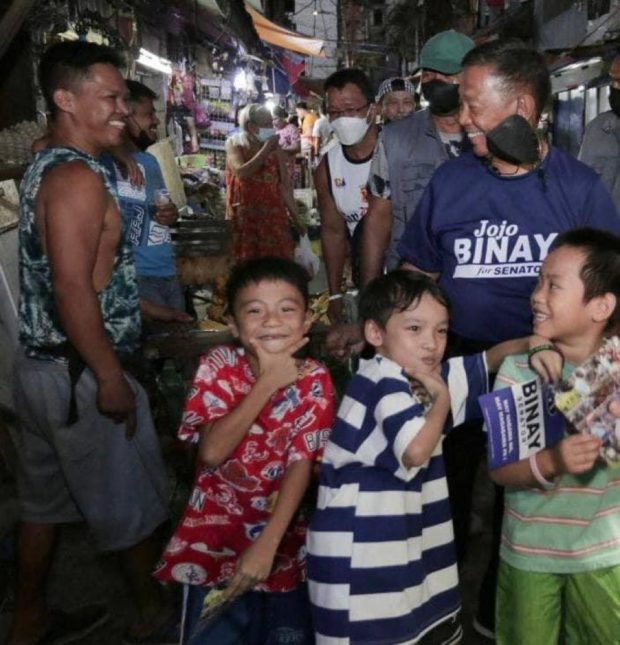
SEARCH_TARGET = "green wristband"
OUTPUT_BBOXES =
[527,344,563,371]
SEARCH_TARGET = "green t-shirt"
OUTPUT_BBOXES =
[496,353,620,574]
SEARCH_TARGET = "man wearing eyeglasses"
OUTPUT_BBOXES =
[362,30,474,281]
[314,68,379,325]
[101,80,184,311]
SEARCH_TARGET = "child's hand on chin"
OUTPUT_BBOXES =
[405,368,448,403]
[250,336,310,391]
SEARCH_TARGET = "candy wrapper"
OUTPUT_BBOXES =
[198,584,232,626]
[554,337,620,466]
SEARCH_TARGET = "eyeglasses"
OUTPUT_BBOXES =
[326,103,370,120]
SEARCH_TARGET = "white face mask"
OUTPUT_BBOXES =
[257,127,275,142]
[330,115,370,146]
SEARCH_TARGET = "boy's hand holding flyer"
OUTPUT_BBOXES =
[481,337,620,469]
[554,336,620,466]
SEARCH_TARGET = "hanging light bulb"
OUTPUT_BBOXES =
[234,69,247,90]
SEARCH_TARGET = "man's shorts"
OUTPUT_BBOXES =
[496,559,620,645]
[11,349,170,552]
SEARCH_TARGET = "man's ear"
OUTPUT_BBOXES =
[516,94,537,124]
[52,88,75,114]
[364,319,384,348]
[591,293,617,326]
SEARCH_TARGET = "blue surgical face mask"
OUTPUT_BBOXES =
[257,127,275,142]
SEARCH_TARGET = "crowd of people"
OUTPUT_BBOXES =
[4,29,620,645]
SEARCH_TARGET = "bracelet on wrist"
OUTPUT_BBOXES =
[527,343,563,371]
[328,293,344,302]
[529,452,557,490]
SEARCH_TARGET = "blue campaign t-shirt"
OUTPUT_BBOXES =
[101,152,176,278]
[397,147,620,343]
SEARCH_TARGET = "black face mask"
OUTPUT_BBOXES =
[486,114,539,166]
[421,80,460,116]
[609,87,620,117]
[131,129,156,152]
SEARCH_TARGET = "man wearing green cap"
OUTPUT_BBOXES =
[361,29,474,280]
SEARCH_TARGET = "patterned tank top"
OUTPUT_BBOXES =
[18,146,141,353]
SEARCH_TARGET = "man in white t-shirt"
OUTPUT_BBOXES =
[314,68,379,324]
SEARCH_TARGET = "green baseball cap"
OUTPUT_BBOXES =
[419,30,475,75]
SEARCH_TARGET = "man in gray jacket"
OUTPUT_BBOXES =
[579,53,620,209]
[361,29,474,282]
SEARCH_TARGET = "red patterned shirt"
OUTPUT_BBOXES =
[155,345,335,592]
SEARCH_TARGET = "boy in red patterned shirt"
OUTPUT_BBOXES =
[155,257,335,644]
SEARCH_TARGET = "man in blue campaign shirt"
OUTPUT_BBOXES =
[103,80,184,310]
[397,40,620,640]
[401,149,618,343]
[398,42,620,346]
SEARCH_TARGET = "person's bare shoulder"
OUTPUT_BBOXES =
[39,160,109,215]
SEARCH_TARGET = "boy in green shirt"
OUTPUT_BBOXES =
[490,228,620,644]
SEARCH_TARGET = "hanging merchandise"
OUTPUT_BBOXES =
[167,70,200,154]
[196,76,236,170]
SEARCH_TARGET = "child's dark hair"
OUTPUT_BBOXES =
[359,270,450,328]
[126,79,157,104]
[553,227,620,331]
[226,257,309,313]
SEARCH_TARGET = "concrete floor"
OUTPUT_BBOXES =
[0,460,496,645]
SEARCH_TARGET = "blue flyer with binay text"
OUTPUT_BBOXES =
[480,378,565,470]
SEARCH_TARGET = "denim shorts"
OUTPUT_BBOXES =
[181,583,314,645]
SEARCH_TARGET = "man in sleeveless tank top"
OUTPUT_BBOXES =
[8,41,170,645]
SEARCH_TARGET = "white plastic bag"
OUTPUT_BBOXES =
[294,233,320,279]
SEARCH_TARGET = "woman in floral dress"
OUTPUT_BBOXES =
[225,104,305,262]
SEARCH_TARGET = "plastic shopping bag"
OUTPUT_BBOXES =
[294,233,320,279]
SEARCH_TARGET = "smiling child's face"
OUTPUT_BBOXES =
[229,279,311,356]
[531,246,594,343]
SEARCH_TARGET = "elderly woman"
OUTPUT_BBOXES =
[225,104,305,262]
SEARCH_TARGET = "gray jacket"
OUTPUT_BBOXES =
[578,110,620,210]
[381,110,450,269]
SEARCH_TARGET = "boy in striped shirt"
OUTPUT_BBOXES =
[490,228,620,644]
[307,270,540,644]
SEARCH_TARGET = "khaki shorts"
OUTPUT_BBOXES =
[11,349,170,551]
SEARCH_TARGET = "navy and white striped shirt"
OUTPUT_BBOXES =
[307,353,488,644]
